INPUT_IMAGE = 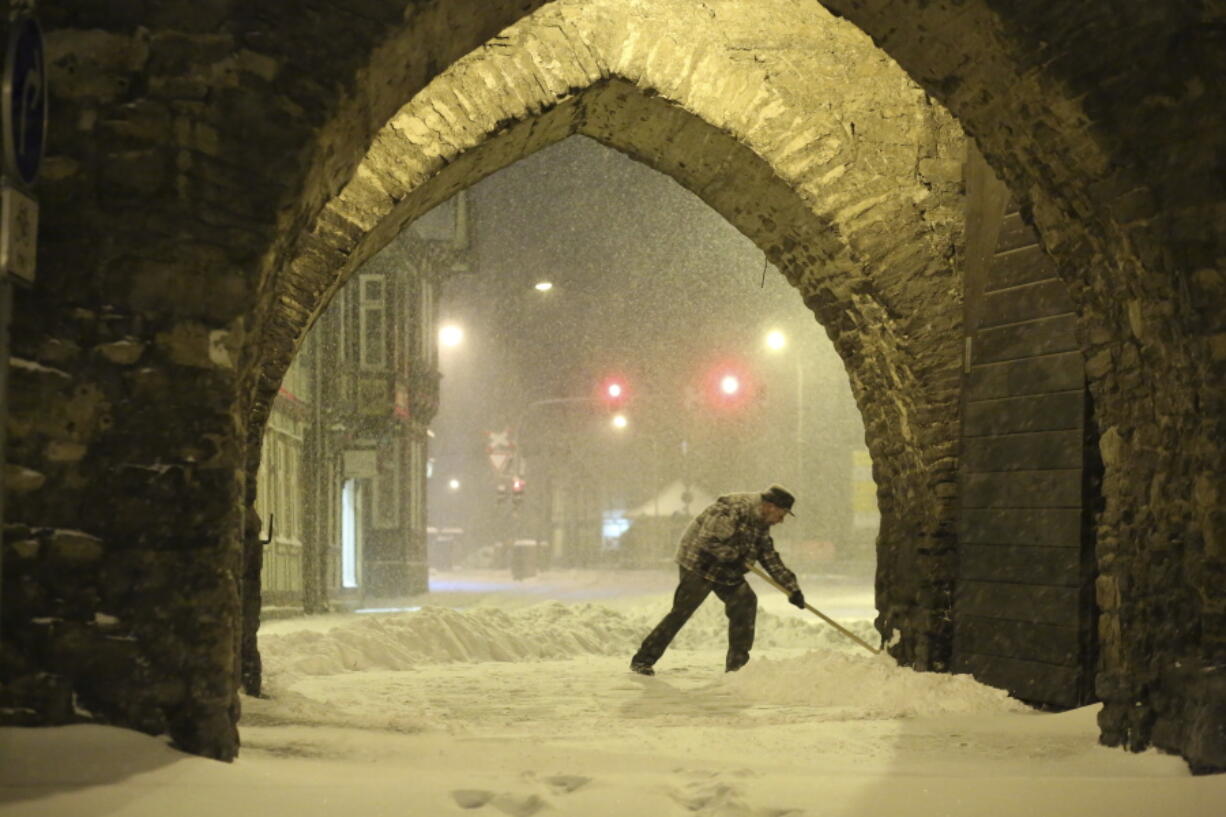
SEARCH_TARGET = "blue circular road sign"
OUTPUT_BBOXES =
[3,16,47,186]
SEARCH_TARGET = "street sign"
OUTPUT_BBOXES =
[3,16,46,187]
[0,183,36,285]
[486,429,515,473]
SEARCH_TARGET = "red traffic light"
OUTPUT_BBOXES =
[511,477,525,494]
[702,359,758,412]
[598,375,630,408]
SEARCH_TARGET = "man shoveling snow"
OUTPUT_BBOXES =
[630,484,804,675]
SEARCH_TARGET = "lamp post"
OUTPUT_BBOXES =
[764,329,804,495]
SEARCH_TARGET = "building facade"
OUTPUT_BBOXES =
[255,194,470,611]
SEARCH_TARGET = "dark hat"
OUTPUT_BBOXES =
[761,484,797,516]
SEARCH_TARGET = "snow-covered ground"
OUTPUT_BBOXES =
[2,568,1223,816]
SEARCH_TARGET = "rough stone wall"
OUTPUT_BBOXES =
[11,0,1220,771]
[263,0,968,672]
[820,0,1226,771]
[2,0,550,760]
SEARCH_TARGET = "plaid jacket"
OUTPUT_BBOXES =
[675,492,799,592]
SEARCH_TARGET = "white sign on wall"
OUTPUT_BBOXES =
[0,182,36,285]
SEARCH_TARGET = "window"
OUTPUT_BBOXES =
[359,273,386,370]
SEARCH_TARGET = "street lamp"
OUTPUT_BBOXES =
[439,323,464,348]
[764,328,804,492]
[447,478,461,492]
[533,280,554,292]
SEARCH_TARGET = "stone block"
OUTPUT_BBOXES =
[1210,333,1226,363]
[1098,426,1129,469]
[955,614,1081,666]
[960,507,1084,547]
[48,530,105,565]
[4,465,46,494]
[987,244,1057,291]
[962,469,1082,509]
[44,441,88,463]
[1098,613,1122,665]
[1204,509,1226,560]
[95,339,146,365]
[964,391,1083,436]
[0,673,75,726]
[37,339,82,365]
[956,579,1082,627]
[100,150,169,198]
[979,279,1075,329]
[961,543,1083,586]
[1096,574,1120,611]
[956,651,1084,707]
[972,313,1080,364]
[965,351,1084,400]
[8,539,40,560]
[961,429,1083,472]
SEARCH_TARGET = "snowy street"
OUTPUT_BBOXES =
[2,569,1222,816]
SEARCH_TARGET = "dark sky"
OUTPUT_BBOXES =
[429,135,864,544]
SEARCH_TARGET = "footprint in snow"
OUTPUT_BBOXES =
[545,774,591,793]
[449,789,551,816]
[490,793,548,817]
[451,789,494,809]
[668,780,801,817]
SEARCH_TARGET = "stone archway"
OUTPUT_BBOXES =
[252,0,967,691]
[5,0,1221,769]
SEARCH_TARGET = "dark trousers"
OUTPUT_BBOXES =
[632,566,757,671]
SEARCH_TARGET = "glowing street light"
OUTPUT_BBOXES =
[447,478,461,492]
[611,413,629,430]
[439,324,464,348]
[720,373,741,396]
[763,329,804,492]
[534,280,554,292]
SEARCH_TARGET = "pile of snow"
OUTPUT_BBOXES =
[723,651,1030,718]
[257,595,1030,727]
[259,599,879,685]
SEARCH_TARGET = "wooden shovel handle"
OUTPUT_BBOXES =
[746,562,880,655]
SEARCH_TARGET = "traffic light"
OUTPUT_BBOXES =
[511,477,526,507]
[598,375,630,409]
[703,359,758,413]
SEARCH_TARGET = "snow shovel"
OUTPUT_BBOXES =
[746,563,880,655]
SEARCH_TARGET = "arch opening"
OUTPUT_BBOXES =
[248,0,966,701]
